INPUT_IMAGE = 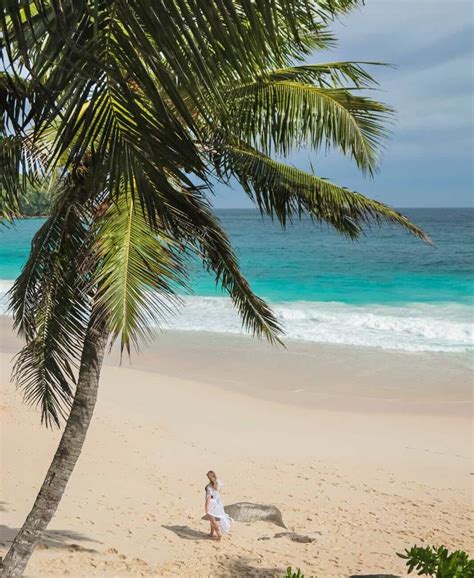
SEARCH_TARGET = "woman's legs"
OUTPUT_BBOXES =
[208,517,215,537]
[207,515,221,540]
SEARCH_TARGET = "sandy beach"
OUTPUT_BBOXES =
[1,318,472,577]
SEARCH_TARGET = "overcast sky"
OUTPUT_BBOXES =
[214,0,473,208]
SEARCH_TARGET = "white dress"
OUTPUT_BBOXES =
[206,480,232,534]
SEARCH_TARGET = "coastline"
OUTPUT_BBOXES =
[1,318,472,577]
[0,316,471,417]
[2,289,472,354]
[106,329,472,417]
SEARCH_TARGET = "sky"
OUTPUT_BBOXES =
[213,0,474,209]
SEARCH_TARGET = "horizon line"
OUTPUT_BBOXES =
[213,206,474,210]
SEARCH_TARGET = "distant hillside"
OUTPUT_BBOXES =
[18,184,53,217]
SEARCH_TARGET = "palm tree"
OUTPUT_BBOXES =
[0,1,429,575]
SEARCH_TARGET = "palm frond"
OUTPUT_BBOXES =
[0,73,36,131]
[226,80,394,173]
[1,1,363,156]
[0,73,46,220]
[1,1,369,224]
[9,183,91,427]
[217,143,430,242]
[260,61,391,88]
[168,189,283,343]
[0,136,25,220]
[91,191,189,355]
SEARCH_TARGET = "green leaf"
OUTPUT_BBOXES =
[227,79,393,173]
[218,142,430,242]
[10,183,91,427]
[92,191,188,355]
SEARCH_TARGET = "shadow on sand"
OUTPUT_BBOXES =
[217,556,285,577]
[162,525,211,541]
[0,525,100,554]
[160,532,288,577]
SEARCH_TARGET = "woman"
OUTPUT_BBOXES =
[204,470,232,540]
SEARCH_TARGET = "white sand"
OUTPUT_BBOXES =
[1,322,472,577]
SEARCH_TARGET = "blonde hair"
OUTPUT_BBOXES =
[207,470,218,491]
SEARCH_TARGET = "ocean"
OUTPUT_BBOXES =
[1,208,473,353]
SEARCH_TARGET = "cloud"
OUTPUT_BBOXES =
[329,1,473,66]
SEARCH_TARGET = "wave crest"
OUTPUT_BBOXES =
[0,280,471,353]
[170,297,473,353]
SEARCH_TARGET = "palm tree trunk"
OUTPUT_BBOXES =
[0,317,109,578]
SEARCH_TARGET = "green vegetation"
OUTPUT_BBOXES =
[18,184,52,217]
[285,547,474,578]
[286,567,314,578]
[398,545,474,578]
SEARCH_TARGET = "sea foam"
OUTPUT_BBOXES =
[168,297,473,352]
[0,281,471,353]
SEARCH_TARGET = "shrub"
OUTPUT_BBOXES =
[285,546,474,578]
[397,545,474,578]
[285,568,311,578]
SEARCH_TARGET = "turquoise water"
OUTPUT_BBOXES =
[1,209,473,351]
[193,209,474,305]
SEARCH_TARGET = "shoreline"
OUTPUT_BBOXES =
[1,318,472,577]
[0,289,472,354]
[1,316,472,418]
